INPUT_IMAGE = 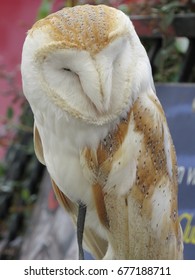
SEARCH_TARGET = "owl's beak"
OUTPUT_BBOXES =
[79,63,112,114]
[88,58,113,114]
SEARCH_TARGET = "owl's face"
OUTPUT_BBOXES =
[21,5,154,125]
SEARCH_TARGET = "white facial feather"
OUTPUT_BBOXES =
[21,4,154,125]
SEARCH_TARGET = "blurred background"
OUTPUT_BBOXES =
[0,0,195,260]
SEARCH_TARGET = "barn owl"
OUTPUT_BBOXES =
[21,4,183,259]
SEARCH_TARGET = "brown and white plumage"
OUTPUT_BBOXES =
[21,4,183,259]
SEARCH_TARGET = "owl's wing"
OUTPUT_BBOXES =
[34,124,107,259]
[81,91,183,259]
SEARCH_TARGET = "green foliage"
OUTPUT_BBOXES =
[6,107,14,120]
[37,0,53,19]
[154,39,183,82]
[153,1,184,32]
[0,163,6,177]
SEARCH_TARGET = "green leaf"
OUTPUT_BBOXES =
[0,163,5,177]
[21,188,30,202]
[118,4,129,14]
[37,0,53,20]
[6,107,14,120]
[160,11,175,31]
[161,1,182,13]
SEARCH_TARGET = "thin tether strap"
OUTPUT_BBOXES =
[77,201,87,260]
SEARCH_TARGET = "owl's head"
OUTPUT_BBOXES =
[21,4,154,125]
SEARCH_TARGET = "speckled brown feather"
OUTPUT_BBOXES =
[82,111,131,230]
[81,93,183,259]
[132,96,178,218]
[29,5,127,56]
